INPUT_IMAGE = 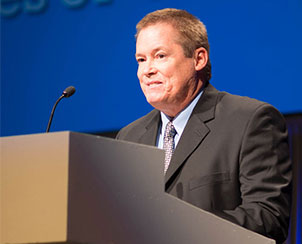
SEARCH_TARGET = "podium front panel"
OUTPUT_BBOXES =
[1,132,70,244]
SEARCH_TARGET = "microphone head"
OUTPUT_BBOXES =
[62,86,76,98]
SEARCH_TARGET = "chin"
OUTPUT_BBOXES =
[146,97,160,105]
[146,95,162,104]
[148,100,168,112]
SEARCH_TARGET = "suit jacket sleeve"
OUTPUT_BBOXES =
[213,104,292,244]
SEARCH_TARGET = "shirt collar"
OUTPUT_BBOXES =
[160,90,203,137]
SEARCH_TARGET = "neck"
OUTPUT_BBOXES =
[162,81,204,117]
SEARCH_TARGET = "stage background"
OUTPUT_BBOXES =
[1,1,301,243]
[1,0,301,137]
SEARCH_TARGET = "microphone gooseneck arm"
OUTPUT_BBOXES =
[46,86,76,133]
[46,94,64,133]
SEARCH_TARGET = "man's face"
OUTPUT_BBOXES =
[136,23,203,117]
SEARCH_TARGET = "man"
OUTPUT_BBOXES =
[116,8,291,244]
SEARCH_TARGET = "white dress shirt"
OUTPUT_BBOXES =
[157,90,203,149]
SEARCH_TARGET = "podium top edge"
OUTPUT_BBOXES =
[0,131,162,151]
[0,131,73,139]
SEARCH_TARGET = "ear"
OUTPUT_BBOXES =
[194,47,208,72]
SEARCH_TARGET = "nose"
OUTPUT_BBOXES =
[142,60,157,77]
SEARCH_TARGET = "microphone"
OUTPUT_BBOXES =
[46,86,76,133]
[62,86,76,98]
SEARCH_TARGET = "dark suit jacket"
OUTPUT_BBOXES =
[116,83,292,243]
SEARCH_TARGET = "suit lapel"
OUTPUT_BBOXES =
[165,84,219,185]
[138,110,161,146]
[165,115,210,183]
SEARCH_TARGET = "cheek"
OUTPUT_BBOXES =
[137,70,145,87]
[166,73,187,94]
[160,62,181,83]
[137,69,146,90]
[137,67,141,79]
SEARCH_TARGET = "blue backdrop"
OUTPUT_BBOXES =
[1,0,302,137]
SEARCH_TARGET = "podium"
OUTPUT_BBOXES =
[1,132,275,244]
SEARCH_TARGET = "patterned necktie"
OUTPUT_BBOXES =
[163,121,177,174]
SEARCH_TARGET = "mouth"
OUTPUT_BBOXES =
[146,81,162,87]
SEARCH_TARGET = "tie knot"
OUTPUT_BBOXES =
[165,121,177,138]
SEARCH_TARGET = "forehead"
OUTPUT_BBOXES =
[136,23,181,53]
[137,22,179,37]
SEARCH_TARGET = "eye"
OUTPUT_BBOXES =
[157,53,166,59]
[136,57,145,63]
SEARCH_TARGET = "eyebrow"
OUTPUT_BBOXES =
[135,53,143,58]
[135,46,167,57]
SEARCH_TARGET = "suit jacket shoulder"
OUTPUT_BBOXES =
[204,84,281,120]
[116,109,160,146]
